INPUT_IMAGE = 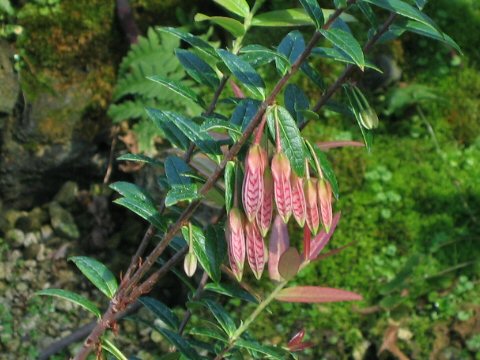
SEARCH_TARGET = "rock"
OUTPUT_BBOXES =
[16,282,28,293]
[23,232,40,247]
[3,209,26,231]
[5,229,25,248]
[54,181,79,206]
[49,202,79,240]
[40,224,53,241]
[36,244,46,261]
[24,243,40,260]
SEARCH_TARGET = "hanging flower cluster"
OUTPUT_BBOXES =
[226,109,335,281]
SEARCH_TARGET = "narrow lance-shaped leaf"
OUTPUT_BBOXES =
[239,44,290,70]
[204,282,258,303]
[175,49,219,88]
[251,8,356,27]
[275,286,363,303]
[151,325,201,360]
[284,84,309,126]
[194,14,246,37]
[299,0,325,29]
[213,0,250,18]
[276,30,305,75]
[157,27,219,60]
[147,108,190,150]
[36,289,101,318]
[320,28,365,70]
[148,75,206,108]
[224,161,236,213]
[102,338,128,360]
[68,256,118,299]
[139,297,180,330]
[235,339,288,359]
[117,153,163,168]
[165,184,200,207]
[202,299,237,337]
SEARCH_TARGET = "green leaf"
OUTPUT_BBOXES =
[275,286,363,303]
[308,143,340,199]
[251,8,355,27]
[189,326,228,342]
[157,27,219,60]
[224,161,235,213]
[415,0,427,10]
[200,117,242,135]
[152,326,201,360]
[195,14,245,37]
[301,62,325,89]
[110,181,165,230]
[217,49,266,99]
[147,108,190,150]
[363,0,439,33]
[213,0,250,18]
[175,49,219,88]
[357,2,377,27]
[239,45,290,70]
[201,299,236,337]
[344,85,374,151]
[299,0,325,29]
[117,153,163,167]
[267,105,307,176]
[312,47,381,71]
[36,289,101,318]
[276,30,305,75]
[284,84,309,126]
[278,247,301,280]
[165,156,192,186]
[320,28,365,70]
[230,99,260,131]
[139,297,180,330]
[165,184,200,207]
[68,257,118,299]
[148,75,206,108]
[181,224,225,283]
[102,338,128,360]
[204,282,258,303]
[235,339,287,359]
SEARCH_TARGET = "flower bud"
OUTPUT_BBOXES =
[183,252,197,277]
[271,152,292,223]
[291,173,306,227]
[304,178,320,235]
[359,108,379,130]
[268,215,290,281]
[246,220,265,280]
[318,179,333,232]
[256,168,273,237]
[226,208,246,281]
[242,144,267,221]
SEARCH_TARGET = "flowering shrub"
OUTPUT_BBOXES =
[36,0,458,358]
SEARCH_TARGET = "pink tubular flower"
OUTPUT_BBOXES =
[271,152,292,223]
[256,167,273,237]
[242,144,267,221]
[304,178,320,235]
[268,215,290,281]
[318,179,333,232]
[226,208,246,281]
[246,220,266,280]
[291,172,306,227]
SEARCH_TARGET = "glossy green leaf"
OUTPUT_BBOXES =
[299,0,325,28]
[148,75,206,108]
[152,326,201,360]
[165,184,200,207]
[36,289,101,318]
[102,338,128,360]
[312,47,381,71]
[68,256,118,299]
[139,297,180,330]
[276,30,305,75]
[181,224,225,282]
[200,117,242,135]
[175,49,219,88]
[204,282,258,303]
[230,99,260,131]
[267,105,307,177]
[189,326,228,342]
[195,14,245,37]
[251,8,355,27]
[157,27,219,60]
[301,62,325,89]
[213,0,250,18]
[147,108,190,150]
[235,339,287,359]
[344,85,373,151]
[284,84,309,125]
[201,299,236,337]
[239,45,290,70]
[110,181,165,230]
[224,161,235,213]
[165,156,192,186]
[217,49,266,99]
[333,0,347,8]
[357,2,377,27]
[320,28,365,70]
[275,286,363,303]
[117,153,163,167]
[278,247,301,280]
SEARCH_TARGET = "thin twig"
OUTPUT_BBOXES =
[103,125,119,184]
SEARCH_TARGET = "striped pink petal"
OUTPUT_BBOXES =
[304,179,320,235]
[318,179,333,232]
[226,208,246,281]
[291,173,306,227]
[271,152,292,223]
[242,145,266,221]
[246,220,266,280]
[256,168,273,237]
[268,215,290,281]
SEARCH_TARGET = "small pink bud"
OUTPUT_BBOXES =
[242,144,267,221]
[271,152,292,223]
[229,79,245,99]
[226,208,246,281]
[246,220,265,280]
[291,173,306,227]
[304,178,320,235]
[256,167,273,237]
[318,179,333,232]
[268,215,290,281]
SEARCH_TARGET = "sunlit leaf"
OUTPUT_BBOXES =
[213,0,250,18]
[36,289,101,318]
[195,14,245,37]
[68,257,118,299]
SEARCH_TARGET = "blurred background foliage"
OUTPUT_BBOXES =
[0,0,479,359]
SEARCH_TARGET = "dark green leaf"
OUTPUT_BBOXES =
[284,84,309,126]
[235,339,287,359]
[117,153,163,167]
[195,14,245,37]
[139,297,180,330]
[102,338,128,360]
[36,289,101,318]
[157,27,219,60]
[301,62,325,90]
[312,47,381,71]
[165,184,200,207]
[213,0,250,18]
[276,30,305,75]
[267,105,307,176]
[224,161,235,213]
[165,156,192,186]
[175,49,219,88]
[152,326,201,360]
[189,326,228,342]
[230,99,260,131]
[320,28,365,70]
[148,75,206,108]
[299,0,325,28]
[200,117,242,135]
[201,299,236,336]
[357,2,377,27]
[68,257,118,299]
[204,282,258,303]
[217,50,266,99]
[147,108,190,150]
[239,45,290,70]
